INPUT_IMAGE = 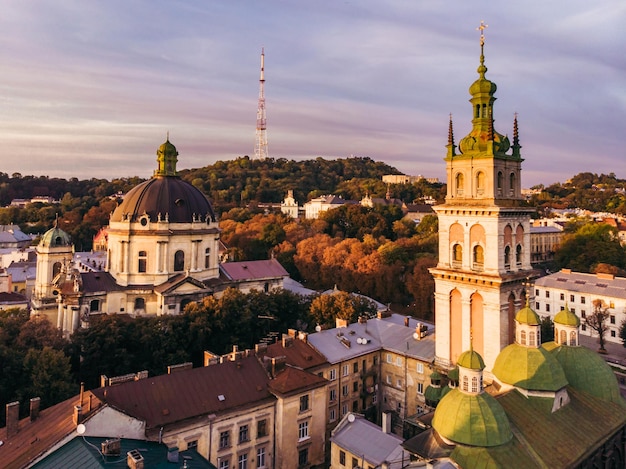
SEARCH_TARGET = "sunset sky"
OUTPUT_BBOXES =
[0,1,624,186]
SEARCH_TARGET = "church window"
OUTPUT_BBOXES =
[455,173,464,195]
[453,244,463,264]
[529,330,536,346]
[473,245,484,270]
[204,248,211,268]
[471,376,478,393]
[462,376,468,392]
[509,172,516,195]
[504,246,511,268]
[497,171,503,192]
[516,245,522,265]
[475,104,480,118]
[520,330,526,345]
[174,250,185,271]
[476,171,485,195]
[560,330,567,345]
[138,250,147,273]
[569,331,576,347]
[53,262,62,278]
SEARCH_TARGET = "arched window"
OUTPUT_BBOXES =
[560,330,567,345]
[504,246,511,268]
[204,248,211,269]
[497,171,503,192]
[174,250,185,272]
[462,375,469,392]
[509,172,516,195]
[529,330,536,346]
[475,104,480,118]
[569,331,576,346]
[138,250,147,273]
[471,376,478,393]
[516,244,522,266]
[473,245,484,269]
[53,262,62,278]
[520,330,526,345]
[453,244,463,265]
[455,172,464,195]
[476,171,485,195]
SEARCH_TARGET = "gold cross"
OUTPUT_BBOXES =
[477,20,488,46]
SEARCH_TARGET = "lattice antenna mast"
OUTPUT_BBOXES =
[254,48,268,160]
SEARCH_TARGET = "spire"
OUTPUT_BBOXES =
[446,113,456,158]
[512,112,522,158]
[476,20,488,80]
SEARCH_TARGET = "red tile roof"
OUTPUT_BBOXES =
[92,356,274,430]
[263,337,327,371]
[268,365,328,396]
[220,259,288,281]
[0,391,104,469]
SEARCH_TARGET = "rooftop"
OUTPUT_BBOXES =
[535,269,626,298]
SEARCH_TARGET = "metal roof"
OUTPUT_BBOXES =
[220,259,288,281]
[330,413,404,467]
[535,270,626,298]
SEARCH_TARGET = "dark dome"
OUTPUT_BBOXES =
[111,176,216,223]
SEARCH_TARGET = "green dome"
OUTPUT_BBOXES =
[515,303,541,325]
[551,346,626,407]
[492,344,568,392]
[447,366,460,381]
[457,349,485,370]
[425,384,443,404]
[554,305,580,327]
[541,341,559,352]
[432,389,512,447]
[40,226,72,248]
[430,370,443,381]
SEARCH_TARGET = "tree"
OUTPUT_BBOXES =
[540,316,555,343]
[585,299,611,353]
[619,319,626,348]
[309,291,376,328]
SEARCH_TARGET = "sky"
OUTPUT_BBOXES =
[0,1,624,187]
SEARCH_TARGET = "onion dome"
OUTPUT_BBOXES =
[40,224,71,248]
[551,345,625,407]
[492,344,568,392]
[110,139,216,224]
[432,389,512,447]
[457,349,485,370]
[554,304,580,327]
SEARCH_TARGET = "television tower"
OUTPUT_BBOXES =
[254,48,268,160]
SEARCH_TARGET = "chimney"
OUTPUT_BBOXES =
[335,317,348,328]
[127,449,145,469]
[73,405,83,425]
[282,335,293,348]
[80,382,84,405]
[288,328,297,338]
[6,401,19,438]
[404,316,410,327]
[167,446,180,463]
[382,411,392,434]
[271,356,287,377]
[358,316,367,324]
[255,343,268,354]
[30,397,41,421]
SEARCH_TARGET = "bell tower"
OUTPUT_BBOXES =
[431,22,537,372]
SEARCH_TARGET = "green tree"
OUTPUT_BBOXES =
[586,299,611,353]
[22,347,75,408]
[540,316,555,343]
[555,222,626,272]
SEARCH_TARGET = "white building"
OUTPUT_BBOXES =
[303,195,351,219]
[534,269,626,345]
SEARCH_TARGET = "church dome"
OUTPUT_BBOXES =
[554,305,580,327]
[492,343,568,392]
[40,225,72,248]
[432,389,512,447]
[110,139,216,224]
[551,346,625,407]
[457,349,485,370]
[515,302,541,325]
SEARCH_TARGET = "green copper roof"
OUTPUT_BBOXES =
[447,366,459,381]
[457,349,485,370]
[492,344,568,392]
[430,370,443,380]
[432,389,512,447]
[554,305,580,327]
[551,345,626,407]
[40,225,71,248]
[155,138,179,176]
[515,301,540,325]
[425,384,443,403]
